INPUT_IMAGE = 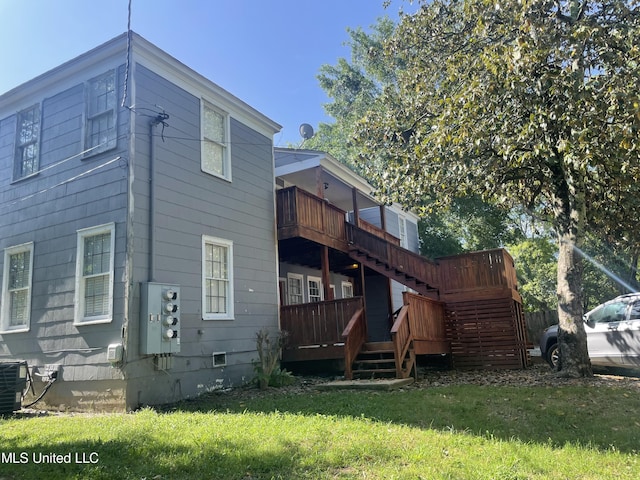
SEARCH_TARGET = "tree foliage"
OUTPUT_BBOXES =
[353,0,640,377]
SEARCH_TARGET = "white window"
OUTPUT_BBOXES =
[202,236,234,320]
[341,281,354,299]
[1,243,34,333]
[201,100,231,181]
[307,276,323,303]
[398,215,408,249]
[287,273,304,305]
[85,70,117,155]
[75,224,115,325]
[14,105,40,180]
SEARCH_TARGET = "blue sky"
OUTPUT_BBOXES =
[0,0,413,146]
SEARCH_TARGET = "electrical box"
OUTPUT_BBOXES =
[0,362,28,414]
[140,283,181,355]
[107,343,123,364]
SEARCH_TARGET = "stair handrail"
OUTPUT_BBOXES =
[390,304,413,378]
[346,223,439,289]
[341,307,366,380]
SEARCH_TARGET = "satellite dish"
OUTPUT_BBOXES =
[299,123,315,140]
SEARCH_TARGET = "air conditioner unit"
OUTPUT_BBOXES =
[0,362,28,414]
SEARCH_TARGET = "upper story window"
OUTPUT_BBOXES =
[1,242,34,333]
[14,105,40,180]
[201,100,231,181]
[74,223,115,325]
[85,70,117,156]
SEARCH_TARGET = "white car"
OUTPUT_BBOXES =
[540,294,640,369]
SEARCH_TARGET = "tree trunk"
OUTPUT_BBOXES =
[556,232,592,377]
[553,171,593,377]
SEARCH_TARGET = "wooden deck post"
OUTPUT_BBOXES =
[380,204,394,323]
[321,245,333,300]
[316,166,324,198]
[351,187,359,227]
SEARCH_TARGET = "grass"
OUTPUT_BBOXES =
[1,378,639,479]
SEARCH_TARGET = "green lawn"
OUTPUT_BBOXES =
[1,378,639,479]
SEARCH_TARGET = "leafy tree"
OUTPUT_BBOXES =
[420,196,524,258]
[354,0,640,377]
[508,237,558,312]
[309,16,522,259]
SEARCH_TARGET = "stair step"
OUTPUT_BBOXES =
[355,358,395,365]
[363,341,394,351]
[352,368,398,378]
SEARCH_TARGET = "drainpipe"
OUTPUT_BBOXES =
[148,120,157,283]
[148,113,168,283]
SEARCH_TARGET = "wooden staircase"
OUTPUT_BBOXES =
[350,341,416,380]
[346,223,439,297]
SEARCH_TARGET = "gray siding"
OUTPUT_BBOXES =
[278,262,355,303]
[0,65,130,395]
[128,66,278,406]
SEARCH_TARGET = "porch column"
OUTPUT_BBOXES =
[351,187,359,227]
[381,205,395,322]
[321,245,333,300]
[316,166,324,198]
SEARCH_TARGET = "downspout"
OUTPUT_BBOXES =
[148,116,164,283]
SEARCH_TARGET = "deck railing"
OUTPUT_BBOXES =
[390,304,413,378]
[277,186,346,242]
[402,291,449,355]
[438,249,518,299]
[276,186,398,248]
[346,223,440,288]
[342,307,367,380]
[280,296,365,349]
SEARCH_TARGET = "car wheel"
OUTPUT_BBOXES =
[546,342,559,370]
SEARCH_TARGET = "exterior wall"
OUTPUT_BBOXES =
[126,65,279,408]
[278,262,355,304]
[0,64,130,411]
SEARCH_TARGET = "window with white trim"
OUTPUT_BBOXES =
[307,276,323,303]
[287,273,304,305]
[341,281,354,299]
[14,105,40,180]
[85,70,117,155]
[75,224,115,324]
[201,100,231,180]
[203,236,234,320]
[398,215,408,249]
[1,243,34,332]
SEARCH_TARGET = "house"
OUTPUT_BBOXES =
[274,148,529,378]
[0,32,281,411]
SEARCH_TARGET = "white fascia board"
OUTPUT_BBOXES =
[130,33,281,138]
[274,155,322,177]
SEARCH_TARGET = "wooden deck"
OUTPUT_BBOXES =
[277,186,397,251]
[277,185,529,372]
